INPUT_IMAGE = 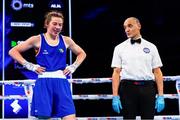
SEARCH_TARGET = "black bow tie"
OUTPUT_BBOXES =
[131,38,141,44]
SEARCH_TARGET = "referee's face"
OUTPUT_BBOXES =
[123,18,141,39]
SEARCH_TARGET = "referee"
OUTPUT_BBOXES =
[111,17,165,119]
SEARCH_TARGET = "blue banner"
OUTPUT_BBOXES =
[4,84,28,118]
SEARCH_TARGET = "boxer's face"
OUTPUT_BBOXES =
[46,16,63,37]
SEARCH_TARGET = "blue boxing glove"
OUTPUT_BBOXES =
[155,95,165,112]
[112,96,122,113]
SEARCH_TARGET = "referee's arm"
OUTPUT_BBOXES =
[153,67,164,96]
[112,67,121,96]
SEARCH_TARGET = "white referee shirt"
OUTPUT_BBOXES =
[111,38,163,80]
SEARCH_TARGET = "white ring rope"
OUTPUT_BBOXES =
[77,115,180,120]
[0,116,180,120]
[0,76,180,100]
[0,75,180,85]
[1,76,180,119]
[0,94,178,100]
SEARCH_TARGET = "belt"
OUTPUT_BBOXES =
[38,70,66,79]
[121,79,154,85]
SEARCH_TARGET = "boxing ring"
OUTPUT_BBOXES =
[1,76,180,120]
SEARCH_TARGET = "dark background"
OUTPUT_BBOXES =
[71,0,180,117]
[71,0,180,78]
[1,0,180,118]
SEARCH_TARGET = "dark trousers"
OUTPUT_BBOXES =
[119,80,156,120]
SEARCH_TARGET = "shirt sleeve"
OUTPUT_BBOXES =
[152,46,163,68]
[111,46,122,68]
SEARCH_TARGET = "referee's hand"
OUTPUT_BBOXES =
[112,96,122,113]
[155,95,165,112]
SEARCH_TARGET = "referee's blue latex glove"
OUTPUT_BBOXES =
[112,96,122,113]
[155,95,165,112]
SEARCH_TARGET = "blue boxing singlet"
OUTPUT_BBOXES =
[36,34,66,71]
